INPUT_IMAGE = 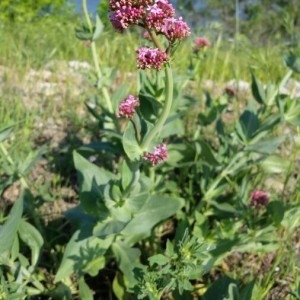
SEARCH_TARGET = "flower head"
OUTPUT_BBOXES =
[143,143,168,165]
[110,6,144,31]
[161,17,190,42]
[194,37,210,53]
[109,0,152,11]
[250,190,269,207]
[145,0,175,31]
[136,47,169,70]
[117,95,139,118]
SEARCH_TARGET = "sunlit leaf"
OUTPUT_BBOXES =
[0,195,23,255]
[18,219,43,266]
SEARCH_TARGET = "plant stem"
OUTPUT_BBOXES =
[82,0,113,113]
[147,29,164,51]
[140,64,173,151]
[235,0,240,43]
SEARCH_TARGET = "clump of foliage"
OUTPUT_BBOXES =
[0,0,67,22]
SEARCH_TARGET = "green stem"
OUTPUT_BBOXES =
[140,64,173,151]
[235,0,240,43]
[147,29,164,51]
[82,0,113,113]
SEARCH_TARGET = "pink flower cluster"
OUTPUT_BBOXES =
[117,95,139,118]
[161,17,190,42]
[110,6,144,31]
[109,0,190,43]
[144,143,168,165]
[145,0,175,31]
[194,37,210,53]
[250,190,269,207]
[136,47,169,70]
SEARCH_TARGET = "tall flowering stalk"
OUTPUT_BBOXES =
[109,0,190,165]
[82,0,113,113]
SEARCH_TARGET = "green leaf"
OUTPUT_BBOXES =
[240,280,255,300]
[122,121,142,161]
[284,101,300,126]
[281,207,300,233]
[211,201,238,214]
[284,55,300,73]
[225,283,239,300]
[92,15,104,41]
[111,241,143,288]
[244,137,283,154]
[74,151,116,188]
[251,72,265,104]
[18,219,43,266]
[121,160,132,191]
[202,276,238,300]
[18,146,45,176]
[93,218,127,238]
[148,254,169,266]
[165,240,174,257]
[0,195,23,255]
[55,230,113,282]
[236,110,260,141]
[113,272,127,300]
[267,201,285,226]
[161,114,185,138]
[198,140,219,166]
[75,26,93,41]
[0,124,15,142]
[261,155,290,173]
[121,195,184,244]
[73,151,115,217]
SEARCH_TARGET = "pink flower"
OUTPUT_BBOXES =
[109,0,152,11]
[194,37,210,53]
[110,6,144,31]
[145,0,175,31]
[117,95,139,118]
[144,144,168,165]
[161,17,190,42]
[136,47,169,70]
[250,190,269,207]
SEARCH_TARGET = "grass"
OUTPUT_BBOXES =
[0,12,299,300]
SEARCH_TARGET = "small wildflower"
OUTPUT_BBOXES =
[136,47,169,70]
[144,144,168,165]
[117,95,139,118]
[194,37,210,53]
[250,190,269,207]
[161,17,190,42]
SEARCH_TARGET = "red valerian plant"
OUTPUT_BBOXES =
[109,0,190,165]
